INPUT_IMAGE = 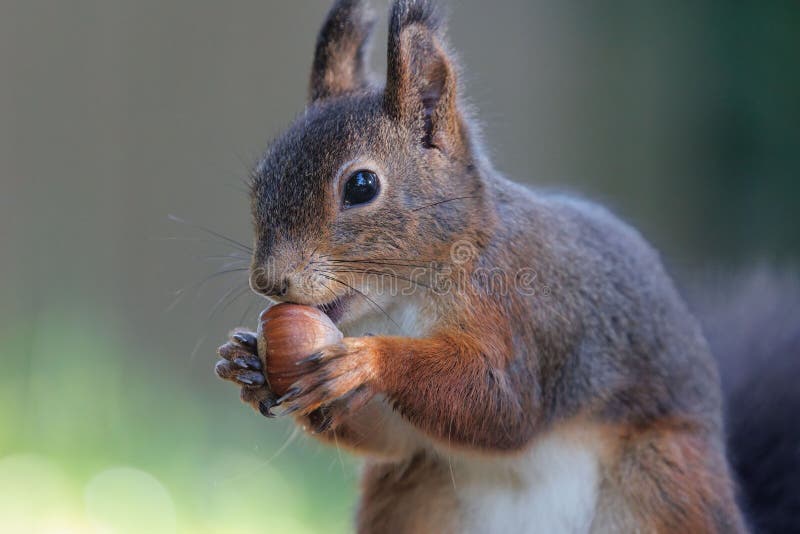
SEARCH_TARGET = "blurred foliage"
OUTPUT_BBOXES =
[0,310,357,533]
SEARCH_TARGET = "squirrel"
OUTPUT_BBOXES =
[213,1,796,532]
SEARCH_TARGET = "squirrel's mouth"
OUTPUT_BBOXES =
[316,293,352,324]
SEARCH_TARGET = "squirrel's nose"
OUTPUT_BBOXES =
[250,270,289,299]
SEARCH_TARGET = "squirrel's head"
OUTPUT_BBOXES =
[249,0,489,327]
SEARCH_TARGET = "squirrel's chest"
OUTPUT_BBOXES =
[342,296,433,338]
[360,426,605,533]
[359,429,604,533]
[448,431,602,534]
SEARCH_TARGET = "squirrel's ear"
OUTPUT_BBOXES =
[384,0,462,151]
[309,0,376,102]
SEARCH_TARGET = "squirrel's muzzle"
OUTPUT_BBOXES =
[249,267,290,299]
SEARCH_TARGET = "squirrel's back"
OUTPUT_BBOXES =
[485,174,722,429]
[496,178,800,533]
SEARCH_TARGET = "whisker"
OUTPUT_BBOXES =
[199,253,250,262]
[164,267,249,313]
[152,236,209,242]
[189,279,250,361]
[238,295,261,327]
[207,283,241,320]
[324,267,432,290]
[219,285,252,318]
[326,256,438,263]
[315,271,404,333]
[168,214,253,254]
[318,279,341,304]
[189,331,208,361]
[215,426,301,486]
[223,182,250,197]
[152,236,250,252]
[208,281,249,320]
[302,244,322,270]
[323,258,442,269]
[217,261,249,271]
[198,267,250,286]
[409,195,479,212]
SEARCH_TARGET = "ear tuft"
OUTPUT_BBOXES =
[388,0,444,39]
[385,0,462,152]
[310,0,377,102]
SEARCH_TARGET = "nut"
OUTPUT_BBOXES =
[256,303,343,396]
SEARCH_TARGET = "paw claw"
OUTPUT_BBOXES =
[238,371,265,386]
[314,414,333,433]
[258,399,276,418]
[232,332,257,350]
[233,356,262,370]
[276,386,301,405]
[295,351,324,366]
[214,359,230,377]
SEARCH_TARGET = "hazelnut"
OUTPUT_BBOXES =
[256,303,343,396]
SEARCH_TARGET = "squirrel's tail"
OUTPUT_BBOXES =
[688,267,800,534]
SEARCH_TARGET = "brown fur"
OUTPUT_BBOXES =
[358,453,460,534]
[309,0,376,101]
[595,420,746,532]
[215,0,747,531]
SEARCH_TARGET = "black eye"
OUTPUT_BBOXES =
[343,170,380,208]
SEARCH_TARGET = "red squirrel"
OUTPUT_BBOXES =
[214,1,750,531]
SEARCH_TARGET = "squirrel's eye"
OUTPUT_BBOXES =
[342,170,380,208]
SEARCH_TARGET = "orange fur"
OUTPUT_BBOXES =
[595,420,746,533]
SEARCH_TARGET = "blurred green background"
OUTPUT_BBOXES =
[1,1,798,532]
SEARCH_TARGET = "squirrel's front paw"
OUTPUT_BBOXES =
[277,338,378,432]
[215,330,278,418]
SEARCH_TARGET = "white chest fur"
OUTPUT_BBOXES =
[341,293,432,338]
[443,428,601,534]
[344,300,603,532]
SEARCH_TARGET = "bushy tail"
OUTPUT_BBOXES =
[688,267,800,533]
